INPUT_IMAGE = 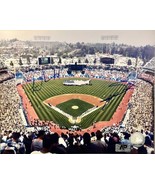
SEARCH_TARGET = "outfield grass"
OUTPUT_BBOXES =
[23,78,127,129]
[56,99,94,117]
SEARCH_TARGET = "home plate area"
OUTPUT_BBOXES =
[44,94,106,124]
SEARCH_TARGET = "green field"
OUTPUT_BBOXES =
[56,99,94,117]
[23,78,127,129]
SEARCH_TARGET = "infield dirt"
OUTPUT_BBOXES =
[44,93,105,107]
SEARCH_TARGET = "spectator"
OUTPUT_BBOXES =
[23,133,33,154]
[80,133,98,154]
[92,130,107,153]
[144,136,154,154]
[67,135,81,154]
[5,132,26,154]
[121,132,131,146]
[91,132,96,142]
[106,132,120,154]
[31,130,45,152]
[50,133,67,154]
[59,133,67,148]
[31,134,53,154]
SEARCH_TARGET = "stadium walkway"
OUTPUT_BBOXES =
[17,84,39,122]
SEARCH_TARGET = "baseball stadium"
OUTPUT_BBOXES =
[0,42,154,154]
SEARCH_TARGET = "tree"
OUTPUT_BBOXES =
[57,52,63,57]
[26,56,31,65]
[50,57,54,64]
[135,57,139,68]
[68,54,73,58]
[111,47,116,55]
[127,59,132,66]
[10,38,18,42]
[88,47,95,54]
[85,58,89,63]
[62,53,68,58]
[58,57,62,64]
[102,45,107,53]
[10,61,14,67]
[76,42,82,49]
[19,58,23,66]
[93,58,97,64]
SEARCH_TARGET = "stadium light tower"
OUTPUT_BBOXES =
[34,35,51,49]
[101,35,118,54]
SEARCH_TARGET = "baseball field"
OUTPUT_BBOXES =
[23,78,127,129]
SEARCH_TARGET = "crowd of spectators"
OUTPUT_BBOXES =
[20,67,130,83]
[0,62,14,82]
[0,127,154,154]
[125,79,154,132]
[22,68,68,82]
[83,68,129,81]
[0,71,14,83]
[0,79,26,134]
[138,72,155,84]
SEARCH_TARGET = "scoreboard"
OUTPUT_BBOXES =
[100,57,114,64]
[38,57,51,65]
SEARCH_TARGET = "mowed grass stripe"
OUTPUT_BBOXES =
[30,80,124,122]
[24,83,52,120]
[97,85,125,121]
[105,93,125,120]
[81,108,103,128]
[80,84,126,124]
[24,79,124,124]
[24,84,45,119]
[41,78,110,98]
[29,84,57,121]
[25,83,72,126]
[99,93,124,121]
[25,84,49,120]
[47,79,119,99]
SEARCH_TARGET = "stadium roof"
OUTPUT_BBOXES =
[143,57,155,71]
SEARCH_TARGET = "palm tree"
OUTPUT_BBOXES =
[78,59,81,63]
[85,58,89,63]
[58,57,62,64]
[10,61,14,67]
[51,57,54,64]
[19,58,23,66]
[26,56,31,65]
[127,59,132,66]
[93,58,97,64]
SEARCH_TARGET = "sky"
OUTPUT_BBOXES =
[0,30,154,46]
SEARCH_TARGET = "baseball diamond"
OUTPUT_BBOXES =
[23,78,127,129]
[44,96,105,124]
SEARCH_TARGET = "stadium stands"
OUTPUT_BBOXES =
[0,65,154,154]
[0,66,14,83]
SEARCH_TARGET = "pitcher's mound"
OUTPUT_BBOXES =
[72,106,79,109]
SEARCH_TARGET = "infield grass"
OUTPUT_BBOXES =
[56,99,94,117]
